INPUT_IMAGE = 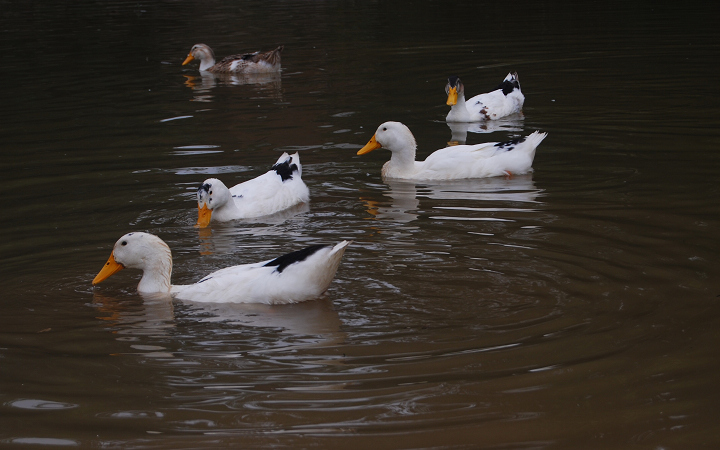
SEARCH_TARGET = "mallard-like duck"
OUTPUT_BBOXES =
[196,152,309,228]
[182,43,283,73]
[92,232,350,304]
[357,121,547,180]
[446,73,524,122]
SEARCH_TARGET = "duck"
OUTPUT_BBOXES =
[92,232,350,304]
[446,73,525,122]
[182,43,283,73]
[357,121,547,180]
[196,152,310,228]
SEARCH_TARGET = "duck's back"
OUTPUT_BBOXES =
[172,242,349,304]
[466,88,524,120]
[228,153,309,217]
[415,131,545,179]
[209,46,283,73]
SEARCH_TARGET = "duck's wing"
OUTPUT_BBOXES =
[417,142,526,179]
[244,46,283,65]
[212,46,283,73]
[171,262,275,303]
[465,91,515,119]
[423,142,500,164]
[466,74,525,120]
[172,241,349,304]
[227,153,309,214]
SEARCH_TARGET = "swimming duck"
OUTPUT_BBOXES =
[196,152,309,228]
[357,121,547,180]
[446,73,524,122]
[92,232,350,304]
[182,43,283,73]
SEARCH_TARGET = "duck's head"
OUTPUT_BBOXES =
[445,76,465,106]
[195,178,231,228]
[357,121,417,156]
[92,232,171,285]
[182,44,215,66]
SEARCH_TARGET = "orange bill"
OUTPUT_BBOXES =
[92,253,124,285]
[446,87,458,106]
[195,203,212,228]
[357,134,382,155]
[182,54,195,66]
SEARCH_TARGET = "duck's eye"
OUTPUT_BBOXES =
[209,191,213,195]
[382,127,387,131]
[121,241,127,246]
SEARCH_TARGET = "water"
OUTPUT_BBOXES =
[1,1,719,448]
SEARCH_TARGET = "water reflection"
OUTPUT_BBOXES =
[362,180,420,223]
[8,438,80,447]
[445,114,525,145]
[196,202,310,254]
[93,292,176,337]
[184,298,343,340]
[93,292,342,342]
[362,175,542,223]
[183,72,282,102]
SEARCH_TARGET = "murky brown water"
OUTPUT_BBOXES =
[1,1,719,448]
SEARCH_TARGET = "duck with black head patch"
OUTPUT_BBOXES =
[93,232,350,304]
[195,152,309,227]
[445,73,525,122]
[182,43,283,73]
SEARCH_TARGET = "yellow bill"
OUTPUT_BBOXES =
[195,203,212,228]
[357,134,382,155]
[446,87,458,106]
[182,54,195,66]
[93,253,124,285]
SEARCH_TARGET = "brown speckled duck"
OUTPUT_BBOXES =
[182,43,283,73]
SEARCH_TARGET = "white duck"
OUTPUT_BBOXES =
[182,43,283,73]
[196,152,310,228]
[446,73,525,122]
[357,121,547,180]
[92,232,350,304]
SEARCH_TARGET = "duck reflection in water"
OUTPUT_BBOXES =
[183,72,282,102]
[445,114,525,145]
[362,175,542,223]
[183,297,343,339]
[92,292,344,350]
[196,202,310,256]
[92,292,176,338]
[362,180,420,223]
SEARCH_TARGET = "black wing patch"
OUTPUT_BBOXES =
[494,135,527,151]
[271,156,299,182]
[495,78,521,96]
[239,51,261,61]
[263,244,328,273]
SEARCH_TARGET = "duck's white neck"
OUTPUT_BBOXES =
[137,249,173,294]
[382,142,419,179]
[210,196,242,222]
[199,57,216,72]
[446,93,471,122]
